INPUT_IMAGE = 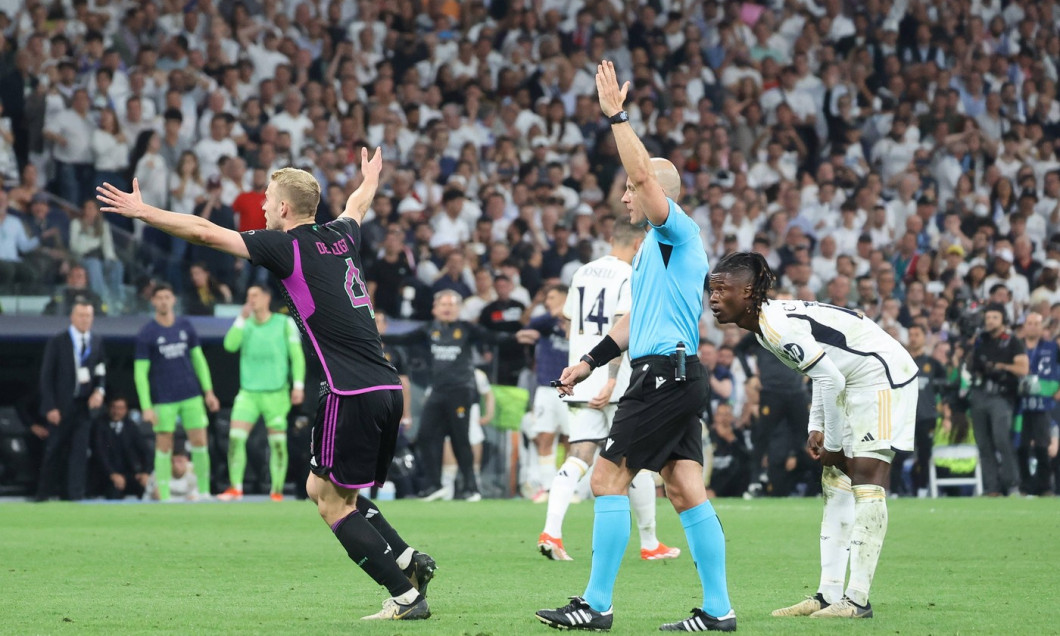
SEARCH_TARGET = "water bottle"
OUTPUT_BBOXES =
[377,481,396,501]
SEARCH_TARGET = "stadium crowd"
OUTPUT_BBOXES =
[2,0,1060,499]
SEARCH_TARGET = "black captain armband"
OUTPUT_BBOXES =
[582,335,622,370]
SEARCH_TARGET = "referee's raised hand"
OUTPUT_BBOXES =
[595,60,629,118]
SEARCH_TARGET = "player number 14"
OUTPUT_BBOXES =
[577,286,608,335]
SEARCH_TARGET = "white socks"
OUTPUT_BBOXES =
[846,484,888,607]
[818,466,855,604]
[396,547,414,571]
[629,470,659,550]
[441,465,458,495]
[543,457,588,537]
[538,454,557,491]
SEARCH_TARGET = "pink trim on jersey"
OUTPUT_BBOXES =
[320,393,328,467]
[324,393,337,468]
[281,241,402,397]
[328,384,403,396]
[281,240,341,393]
[330,475,379,490]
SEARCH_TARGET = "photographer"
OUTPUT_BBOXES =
[966,303,1029,496]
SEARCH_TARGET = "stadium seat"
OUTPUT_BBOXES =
[0,295,52,315]
[0,407,33,494]
[213,304,244,318]
[928,445,983,498]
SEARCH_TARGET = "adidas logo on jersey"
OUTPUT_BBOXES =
[655,376,666,389]
[861,432,875,443]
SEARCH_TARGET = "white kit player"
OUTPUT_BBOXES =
[537,218,681,562]
[709,251,918,619]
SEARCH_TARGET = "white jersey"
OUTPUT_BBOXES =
[564,255,633,402]
[756,299,917,390]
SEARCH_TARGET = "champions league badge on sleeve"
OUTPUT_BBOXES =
[782,343,805,364]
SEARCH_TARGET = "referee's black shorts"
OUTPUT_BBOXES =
[311,387,403,489]
[601,354,706,472]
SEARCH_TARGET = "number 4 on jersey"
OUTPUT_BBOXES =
[577,286,608,335]
[344,258,375,317]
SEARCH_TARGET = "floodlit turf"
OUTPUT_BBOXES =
[2,496,1058,634]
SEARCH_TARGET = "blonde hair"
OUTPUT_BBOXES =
[270,167,321,218]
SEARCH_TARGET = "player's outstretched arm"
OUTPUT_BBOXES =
[97,179,249,259]
[596,60,669,227]
[341,146,383,224]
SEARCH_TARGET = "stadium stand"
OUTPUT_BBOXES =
[1,0,1058,498]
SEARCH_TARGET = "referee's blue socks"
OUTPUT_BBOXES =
[679,500,732,617]
[583,495,631,612]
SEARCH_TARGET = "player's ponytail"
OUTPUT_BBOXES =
[712,251,776,321]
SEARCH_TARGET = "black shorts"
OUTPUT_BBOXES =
[601,355,706,472]
[311,387,403,489]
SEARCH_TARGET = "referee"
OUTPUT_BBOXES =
[536,60,734,633]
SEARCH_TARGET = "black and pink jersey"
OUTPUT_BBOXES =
[241,217,401,395]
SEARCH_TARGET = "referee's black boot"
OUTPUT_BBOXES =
[660,607,736,632]
[536,596,613,631]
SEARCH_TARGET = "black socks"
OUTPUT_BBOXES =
[332,510,413,597]
[356,495,411,558]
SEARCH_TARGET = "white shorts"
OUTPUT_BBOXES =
[568,404,617,443]
[842,383,917,458]
[468,403,485,446]
[530,387,570,437]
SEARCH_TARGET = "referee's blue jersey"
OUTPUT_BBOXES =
[629,198,709,359]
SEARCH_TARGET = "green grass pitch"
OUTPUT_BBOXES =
[3,496,1058,634]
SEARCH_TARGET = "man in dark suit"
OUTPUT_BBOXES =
[37,298,107,501]
[91,396,151,499]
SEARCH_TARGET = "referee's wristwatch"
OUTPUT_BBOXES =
[608,111,629,126]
